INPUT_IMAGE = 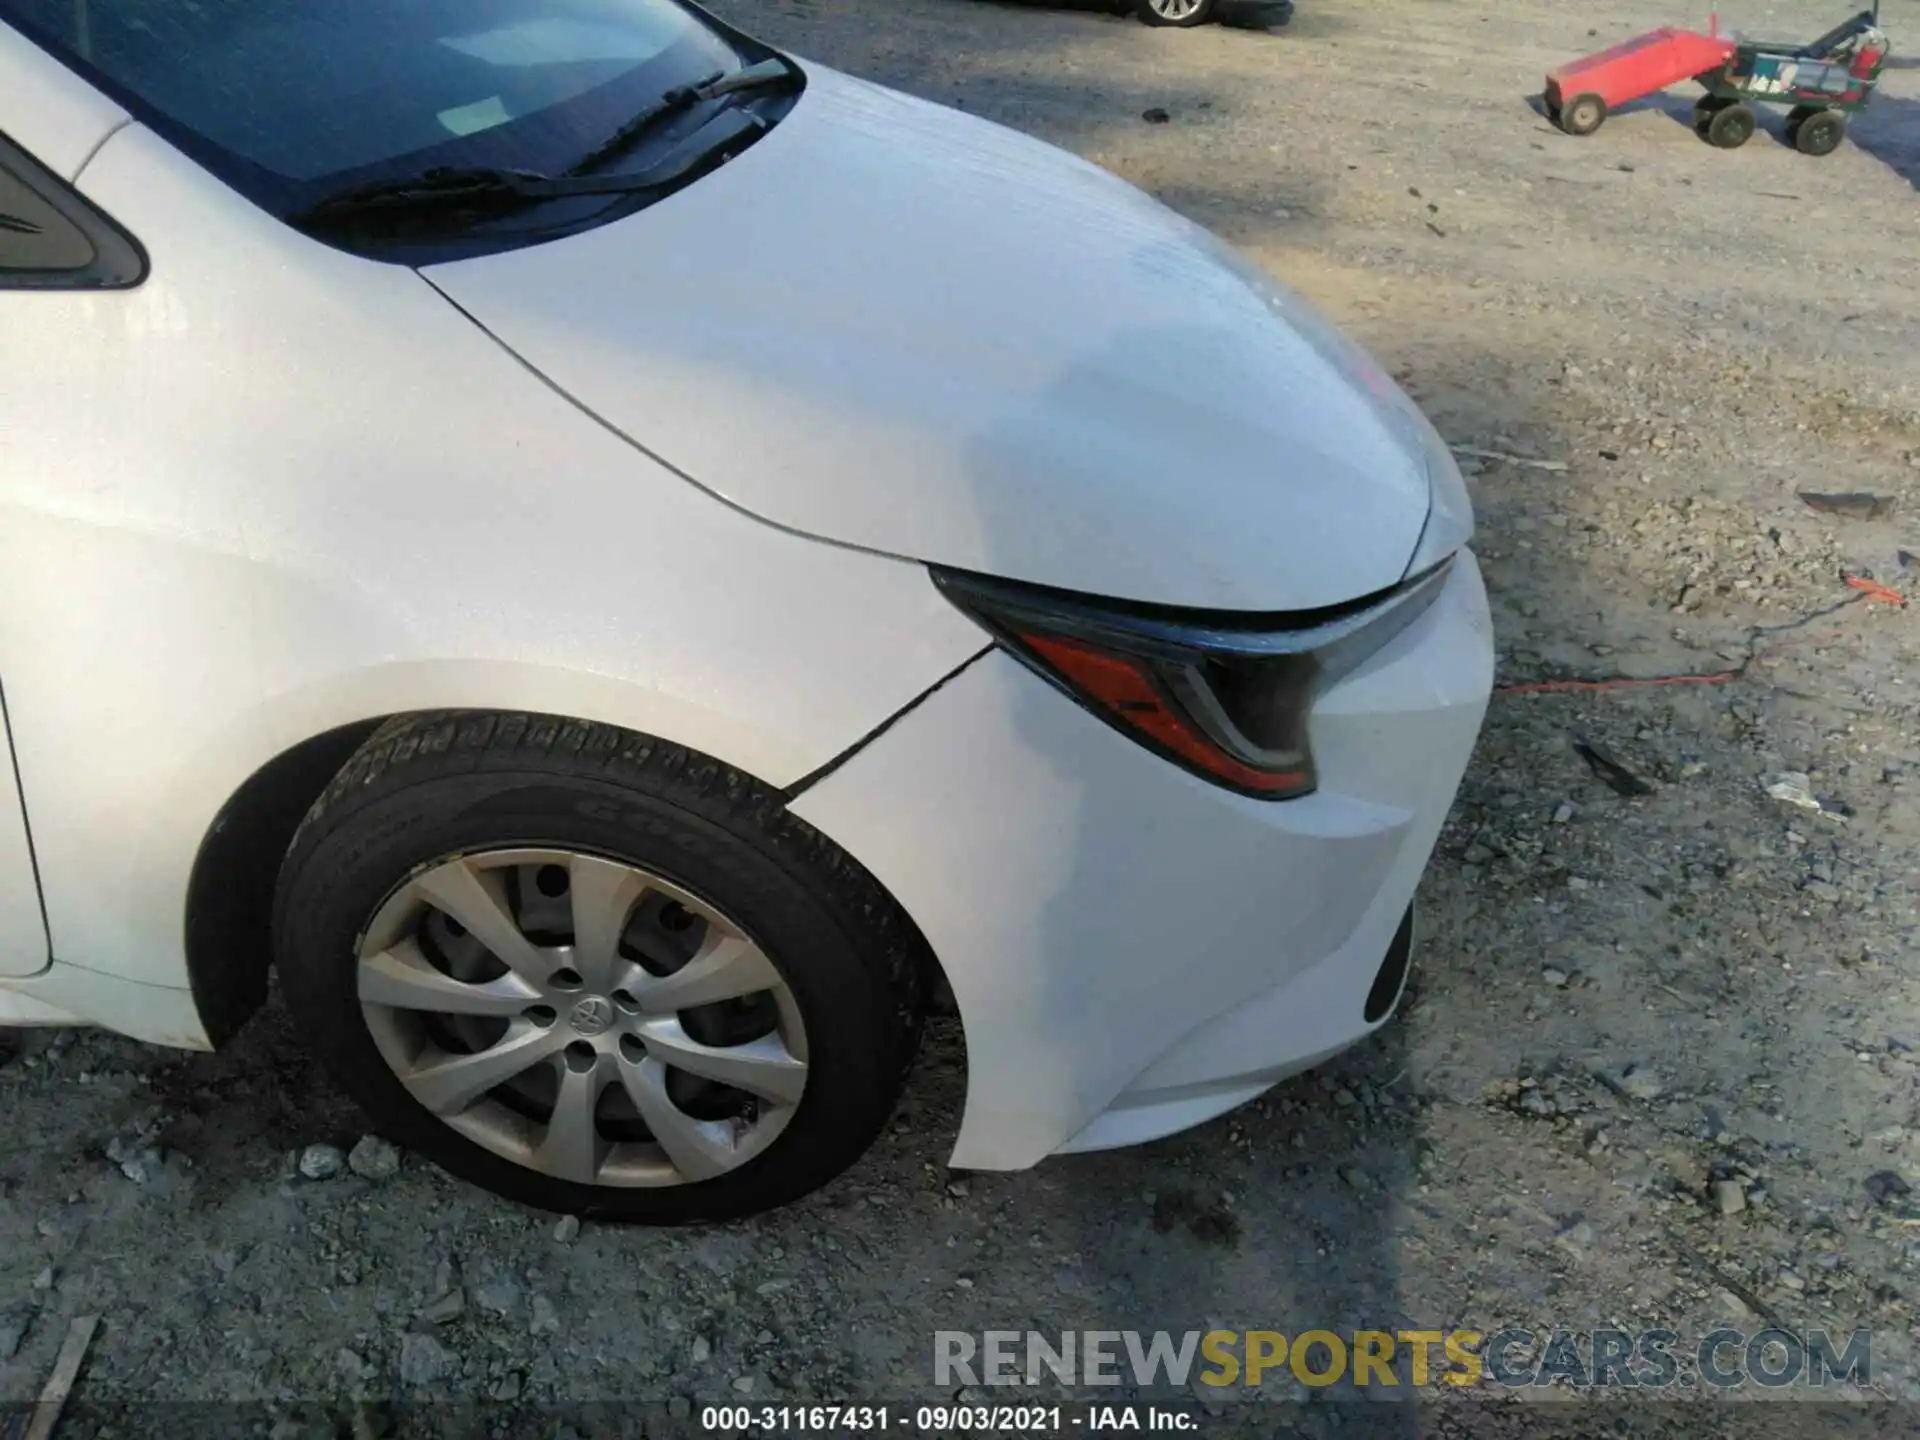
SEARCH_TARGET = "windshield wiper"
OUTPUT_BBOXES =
[566,56,798,177]
[293,165,553,225]
[292,106,772,228]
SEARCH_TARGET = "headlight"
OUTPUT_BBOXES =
[931,559,1454,799]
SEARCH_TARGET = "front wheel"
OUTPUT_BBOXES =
[1703,100,1756,149]
[272,712,929,1222]
[1137,0,1218,26]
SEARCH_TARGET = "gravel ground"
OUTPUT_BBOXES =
[4,1,1919,1435]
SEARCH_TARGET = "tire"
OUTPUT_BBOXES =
[272,711,929,1223]
[1793,108,1846,157]
[1693,95,1730,139]
[1704,101,1756,149]
[1558,93,1607,137]
[1136,0,1217,26]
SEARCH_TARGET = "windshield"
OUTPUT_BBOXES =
[5,0,763,225]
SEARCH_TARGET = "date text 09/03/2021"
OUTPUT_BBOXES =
[698,1406,1194,1432]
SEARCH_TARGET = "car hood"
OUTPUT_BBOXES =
[425,64,1454,612]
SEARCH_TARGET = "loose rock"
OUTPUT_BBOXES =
[298,1144,346,1181]
[0,1302,34,1360]
[1798,491,1887,520]
[346,1136,401,1182]
[1618,1065,1665,1102]
[1865,1171,1913,1207]
[397,1332,455,1388]
[474,1277,521,1317]
[1575,739,1653,797]
[415,1289,464,1327]
[529,1295,561,1337]
[1557,1220,1596,1250]
[1764,773,1822,811]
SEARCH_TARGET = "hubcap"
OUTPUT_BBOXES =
[1151,0,1204,17]
[355,848,808,1188]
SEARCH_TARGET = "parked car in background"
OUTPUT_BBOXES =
[1017,0,1296,29]
[1134,0,1294,27]
[0,0,1488,1221]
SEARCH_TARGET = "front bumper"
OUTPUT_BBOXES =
[790,550,1492,1170]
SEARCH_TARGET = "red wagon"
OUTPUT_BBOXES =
[1546,7,1891,153]
[1545,22,1737,135]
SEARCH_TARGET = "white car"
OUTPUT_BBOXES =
[0,0,1490,1221]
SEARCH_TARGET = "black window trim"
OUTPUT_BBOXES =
[0,126,147,290]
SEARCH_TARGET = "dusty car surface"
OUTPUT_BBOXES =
[0,0,1489,1221]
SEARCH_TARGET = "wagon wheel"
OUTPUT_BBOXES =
[1793,108,1847,157]
[1693,95,1731,138]
[1558,93,1607,136]
[1135,0,1218,25]
[1704,101,1756,149]
[1783,103,1819,147]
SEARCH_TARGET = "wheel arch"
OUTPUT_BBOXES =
[171,657,859,1044]
[182,704,967,1081]
[183,716,386,1045]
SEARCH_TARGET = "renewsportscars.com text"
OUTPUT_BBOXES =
[934,1327,1872,1391]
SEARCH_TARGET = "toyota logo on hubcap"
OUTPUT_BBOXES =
[569,996,615,1037]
